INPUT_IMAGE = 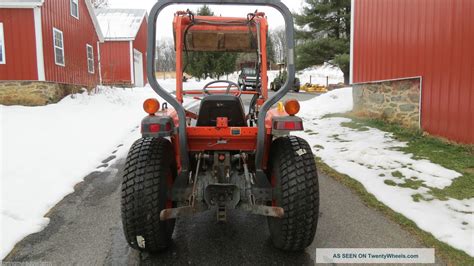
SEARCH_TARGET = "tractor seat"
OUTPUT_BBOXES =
[196,95,247,127]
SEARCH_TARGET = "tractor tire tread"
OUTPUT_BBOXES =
[268,136,319,251]
[121,137,175,253]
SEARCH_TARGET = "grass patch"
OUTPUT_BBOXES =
[391,170,405,179]
[398,179,424,190]
[322,113,349,119]
[340,121,370,131]
[411,193,424,202]
[316,157,474,265]
[327,114,474,201]
[384,179,397,186]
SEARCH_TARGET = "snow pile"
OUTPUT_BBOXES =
[295,88,474,256]
[226,72,240,82]
[225,63,344,87]
[298,87,353,118]
[0,79,206,258]
[297,63,344,85]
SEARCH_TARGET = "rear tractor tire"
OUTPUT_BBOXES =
[121,137,177,253]
[268,136,320,251]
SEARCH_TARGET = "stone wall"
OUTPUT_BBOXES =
[0,81,87,106]
[353,78,421,128]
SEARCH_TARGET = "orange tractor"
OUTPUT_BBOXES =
[121,0,319,253]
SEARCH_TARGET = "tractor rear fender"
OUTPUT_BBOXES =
[147,0,296,188]
[265,108,304,134]
[141,115,175,138]
[271,116,304,135]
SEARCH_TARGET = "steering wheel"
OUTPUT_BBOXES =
[202,80,242,97]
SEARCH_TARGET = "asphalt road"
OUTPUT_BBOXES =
[4,91,444,265]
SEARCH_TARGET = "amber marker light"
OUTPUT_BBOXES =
[284,99,300,116]
[143,98,160,115]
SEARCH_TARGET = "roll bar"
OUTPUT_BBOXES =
[147,0,295,181]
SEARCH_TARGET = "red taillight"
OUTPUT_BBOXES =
[149,124,160,132]
[273,121,304,131]
[143,123,172,134]
[284,121,296,130]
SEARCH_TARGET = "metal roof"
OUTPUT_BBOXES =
[95,8,147,41]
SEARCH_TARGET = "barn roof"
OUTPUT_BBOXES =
[95,8,147,41]
[85,1,105,42]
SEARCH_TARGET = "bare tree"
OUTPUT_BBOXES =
[90,0,109,8]
[270,27,287,64]
[155,39,176,72]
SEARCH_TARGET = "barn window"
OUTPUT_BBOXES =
[53,28,65,66]
[0,23,5,64]
[70,0,79,19]
[86,44,94,74]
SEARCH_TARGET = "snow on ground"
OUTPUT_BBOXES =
[294,88,474,256]
[0,78,208,258]
[226,63,344,86]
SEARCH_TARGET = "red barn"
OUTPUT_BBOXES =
[0,0,104,103]
[351,0,474,144]
[95,9,148,87]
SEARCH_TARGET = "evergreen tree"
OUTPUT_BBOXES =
[295,0,351,84]
[184,5,238,80]
[197,4,213,16]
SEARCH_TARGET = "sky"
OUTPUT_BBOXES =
[108,0,305,39]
